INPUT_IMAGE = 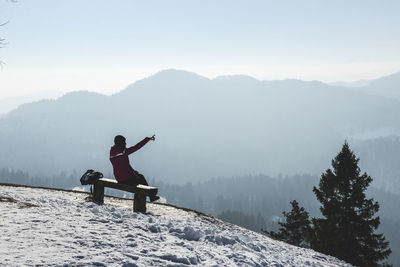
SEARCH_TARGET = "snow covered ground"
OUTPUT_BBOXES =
[0,185,351,266]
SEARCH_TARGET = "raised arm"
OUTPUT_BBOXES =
[126,135,155,155]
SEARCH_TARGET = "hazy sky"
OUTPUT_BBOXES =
[0,0,400,98]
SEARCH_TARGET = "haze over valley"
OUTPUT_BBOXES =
[1,69,399,191]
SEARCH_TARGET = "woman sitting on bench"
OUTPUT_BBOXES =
[110,134,159,202]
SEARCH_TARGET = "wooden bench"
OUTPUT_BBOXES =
[93,178,158,212]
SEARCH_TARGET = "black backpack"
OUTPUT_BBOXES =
[80,169,104,185]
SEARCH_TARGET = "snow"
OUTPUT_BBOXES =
[0,185,351,266]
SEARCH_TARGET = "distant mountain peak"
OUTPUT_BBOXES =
[0,90,64,115]
[59,90,106,99]
[148,69,210,81]
[116,69,210,96]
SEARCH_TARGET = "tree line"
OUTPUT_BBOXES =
[0,168,80,189]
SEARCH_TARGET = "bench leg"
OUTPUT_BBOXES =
[93,183,104,203]
[134,192,146,212]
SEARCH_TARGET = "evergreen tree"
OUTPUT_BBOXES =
[310,141,391,266]
[264,200,311,247]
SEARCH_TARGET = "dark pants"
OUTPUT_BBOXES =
[119,170,148,187]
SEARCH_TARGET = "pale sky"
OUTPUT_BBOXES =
[0,0,400,99]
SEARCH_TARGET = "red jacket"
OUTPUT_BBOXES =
[109,137,150,181]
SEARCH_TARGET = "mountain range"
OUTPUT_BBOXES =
[1,69,399,189]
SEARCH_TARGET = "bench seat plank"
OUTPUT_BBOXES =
[97,178,158,196]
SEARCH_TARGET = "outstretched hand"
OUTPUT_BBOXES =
[149,134,156,141]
